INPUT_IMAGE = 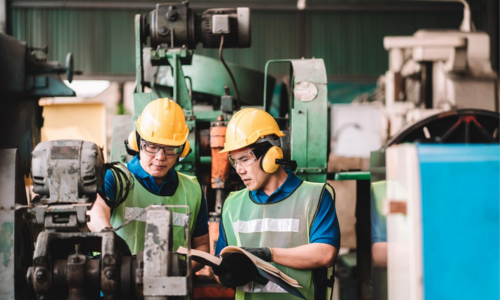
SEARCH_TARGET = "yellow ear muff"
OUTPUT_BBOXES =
[178,140,191,161]
[127,131,140,152]
[260,146,283,174]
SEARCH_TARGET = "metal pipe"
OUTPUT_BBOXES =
[11,1,480,12]
[200,156,211,164]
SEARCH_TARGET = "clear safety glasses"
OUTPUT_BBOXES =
[141,140,182,156]
[228,150,259,169]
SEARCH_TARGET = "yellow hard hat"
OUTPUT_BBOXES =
[136,98,189,146]
[220,108,285,153]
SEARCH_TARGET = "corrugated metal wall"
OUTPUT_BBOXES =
[12,9,144,74]
[306,11,485,76]
[11,0,488,77]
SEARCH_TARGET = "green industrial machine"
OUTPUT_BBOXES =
[110,2,331,224]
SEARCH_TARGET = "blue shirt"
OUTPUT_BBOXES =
[215,170,341,255]
[371,184,387,244]
[104,156,209,238]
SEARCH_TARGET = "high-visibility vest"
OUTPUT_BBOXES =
[222,181,334,300]
[110,164,202,254]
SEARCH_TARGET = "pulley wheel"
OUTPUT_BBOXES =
[385,109,500,147]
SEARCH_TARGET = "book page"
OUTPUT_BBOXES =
[176,246,222,267]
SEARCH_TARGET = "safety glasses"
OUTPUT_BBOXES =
[228,150,258,169]
[227,145,269,169]
[141,140,182,156]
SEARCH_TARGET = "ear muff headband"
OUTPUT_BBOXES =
[135,131,141,151]
[124,131,140,156]
[260,146,284,174]
[178,140,191,161]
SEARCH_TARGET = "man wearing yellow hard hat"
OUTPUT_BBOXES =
[212,108,340,300]
[88,98,209,271]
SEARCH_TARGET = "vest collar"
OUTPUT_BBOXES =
[127,155,178,193]
[250,169,302,203]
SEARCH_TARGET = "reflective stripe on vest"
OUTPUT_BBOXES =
[239,281,287,293]
[222,181,326,300]
[232,218,300,233]
[125,207,190,226]
[110,163,202,254]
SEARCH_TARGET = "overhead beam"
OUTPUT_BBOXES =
[10,1,483,12]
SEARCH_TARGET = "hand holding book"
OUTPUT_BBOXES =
[175,246,306,299]
[212,252,260,288]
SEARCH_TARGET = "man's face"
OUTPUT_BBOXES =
[229,146,271,191]
[139,140,180,180]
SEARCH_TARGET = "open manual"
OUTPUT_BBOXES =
[176,246,305,299]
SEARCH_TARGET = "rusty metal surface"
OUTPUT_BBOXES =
[210,122,230,189]
[101,231,120,300]
[136,251,144,300]
[30,140,105,231]
[143,276,189,296]
[32,140,104,205]
[209,123,227,148]
[193,285,235,298]
[30,231,125,300]
[120,256,136,300]
[67,245,88,300]
[143,207,176,299]
[199,129,211,156]
[138,205,192,297]
[144,209,172,278]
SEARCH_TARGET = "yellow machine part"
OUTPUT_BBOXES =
[40,102,107,157]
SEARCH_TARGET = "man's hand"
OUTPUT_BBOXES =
[212,266,254,288]
[212,253,259,288]
[191,233,210,273]
[241,247,273,262]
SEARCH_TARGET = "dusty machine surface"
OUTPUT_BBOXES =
[381,1,498,137]
[333,2,500,300]
[3,139,193,300]
[0,31,194,299]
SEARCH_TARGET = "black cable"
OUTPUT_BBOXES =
[98,162,133,209]
[219,35,241,110]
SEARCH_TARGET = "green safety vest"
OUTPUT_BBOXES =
[110,164,202,254]
[221,181,334,300]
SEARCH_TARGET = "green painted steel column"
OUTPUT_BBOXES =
[166,50,193,112]
[290,59,328,183]
[263,59,329,183]
[134,14,144,93]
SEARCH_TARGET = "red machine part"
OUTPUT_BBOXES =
[210,122,230,189]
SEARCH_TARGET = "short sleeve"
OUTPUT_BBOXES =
[192,192,209,238]
[103,169,117,205]
[309,185,341,248]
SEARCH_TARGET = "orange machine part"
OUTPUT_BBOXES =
[193,285,235,299]
[194,222,235,299]
[210,125,230,189]
[195,222,220,277]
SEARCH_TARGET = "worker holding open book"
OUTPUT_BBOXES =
[213,108,341,299]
